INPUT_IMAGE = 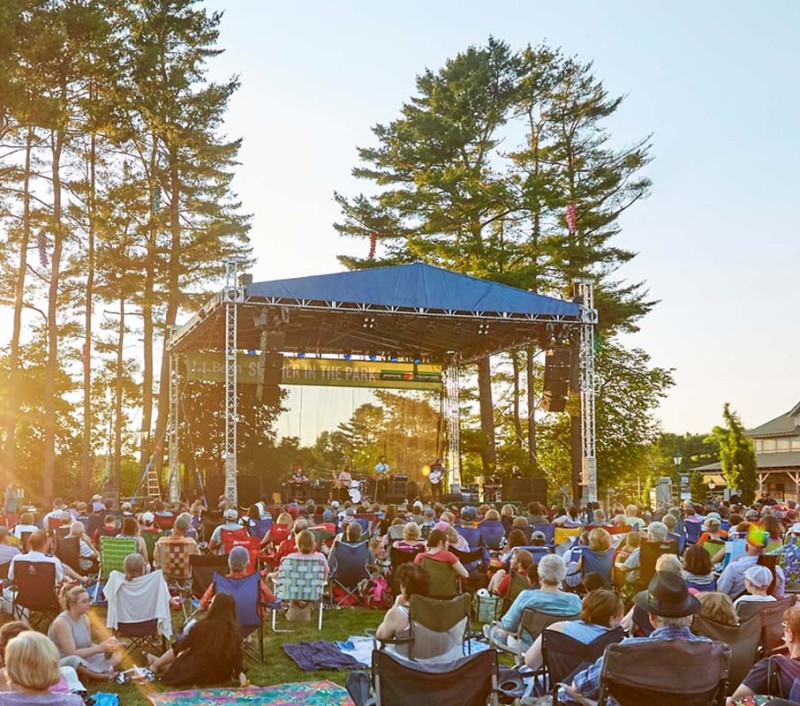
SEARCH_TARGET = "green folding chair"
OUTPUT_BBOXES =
[94,537,137,600]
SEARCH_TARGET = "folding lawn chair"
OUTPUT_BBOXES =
[540,626,625,704]
[189,554,229,600]
[220,526,249,554]
[329,540,371,607]
[692,611,761,695]
[247,518,272,540]
[214,571,265,662]
[597,639,731,706]
[54,536,83,575]
[489,607,581,666]
[737,595,796,654]
[141,531,166,565]
[154,540,199,624]
[530,525,555,545]
[11,561,59,630]
[684,517,705,546]
[347,647,500,706]
[418,555,461,599]
[272,555,327,632]
[94,537,137,600]
[104,568,172,663]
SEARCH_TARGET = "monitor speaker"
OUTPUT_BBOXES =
[502,477,547,504]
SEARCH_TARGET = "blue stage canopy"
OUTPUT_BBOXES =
[245,263,579,319]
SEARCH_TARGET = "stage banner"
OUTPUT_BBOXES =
[184,352,442,391]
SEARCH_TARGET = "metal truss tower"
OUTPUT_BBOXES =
[224,259,245,507]
[443,359,461,490]
[574,278,598,503]
[167,327,180,502]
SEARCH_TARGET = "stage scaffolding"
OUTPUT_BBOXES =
[166,262,594,506]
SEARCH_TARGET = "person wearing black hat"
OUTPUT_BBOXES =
[548,571,707,706]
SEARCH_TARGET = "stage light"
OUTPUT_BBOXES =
[344,353,352,361]
[421,465,431,477]
[297,352,306,359]
[362,316,376,329]
[477,321,490,335]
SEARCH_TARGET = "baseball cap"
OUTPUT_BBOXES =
[331,501,340,508]
[744,565,772,588]
[91,494,102,502]
[142,511,155,524]
[531,530,546,541]
[121,502,132,511]
[224,508,238,521]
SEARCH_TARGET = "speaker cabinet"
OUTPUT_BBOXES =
[541,347,572,412]
[502,477,547,504]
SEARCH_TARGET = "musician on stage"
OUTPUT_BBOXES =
[333,464,353,503]
[291,465,308,483]
[373,455,390,500]
[428,457,445,503]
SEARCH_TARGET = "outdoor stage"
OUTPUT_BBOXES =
[162,262,597,505]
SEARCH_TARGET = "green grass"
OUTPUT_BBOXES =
[91,607,385,706]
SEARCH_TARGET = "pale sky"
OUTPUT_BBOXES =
[198,0,799,439]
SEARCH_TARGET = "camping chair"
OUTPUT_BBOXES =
[451,546,488,592]
[370,594,471,662]
[514,546,552,562]
[684,518,705,547]
[566,547,614,591]
[633,539,679,591]
[702,539,727,562]
[94,537,137,600]
[153,514,175,531]
[54,536,83,575]
[189,554,229,600]
[220,526,249,555]
[271,555,327,632]
[554,526,582,547]
[419,555,460,599]
[11,560,59,630]
[389,545,423,593]
[541,626,625,704]
[104,569,172,663]
[489,607,581,666]
[154,541,198,624]
[737,595,796,654]
[329,540,371,607]
[355,513,378,536]
[530,525,555,545]
[479,520,505,551]
[247,518,272,540]
[502,571,532,614]
[597,639,731,706]
[18,531,32,554]
[213,571,265,662]
[693,612,761,694]
[347,648,500,706]
[141,530,166,565]
[759,554,780,596]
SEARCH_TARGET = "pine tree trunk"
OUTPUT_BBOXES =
[477,356,496,475]
[139,137,158,477]
[511,351,523,447]
[3,128,34,484]
[82,129,96,499]
[526,344,537,472]
[152,147,182,489]
[43,123,65,502]
[113,298,125,491]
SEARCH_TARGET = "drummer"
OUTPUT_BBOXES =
[334,465,354,503]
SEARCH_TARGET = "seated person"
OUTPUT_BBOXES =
[718,526,785,599]
[65,523,98,573]
[91,514,118,546]
[0,529,19,568]
[0,631,83,705]
[732,565,776,612]
[9,530,85,586]
[282,529,329,621]
[147,593,247,688]
[486,554,582,650]
[414,529,469,580]
[558,572,705,705]
[201,546,276,616]
[616,521,669,585]
[375,563,430,656]
[116,517,148,561]
[153,513,199,581]
[488,549,535,596]
[695,591,738,626]
[48,586,121,682]
[10,514,37,543]
[683,543,716,593]
[731,605,800,700]
[0,622,84,696]
[523,588,624,670]
[394,522,425,552]
[207,509,242,555]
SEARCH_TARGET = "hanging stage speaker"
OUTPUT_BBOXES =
[541,348,571,413]
[502,477,547,504]
[263,352,283,386]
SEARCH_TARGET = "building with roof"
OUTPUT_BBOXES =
[693,401,800,501]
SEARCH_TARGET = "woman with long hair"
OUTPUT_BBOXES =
[147,592,246,687]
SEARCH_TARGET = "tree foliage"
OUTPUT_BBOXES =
[708,403,757,504]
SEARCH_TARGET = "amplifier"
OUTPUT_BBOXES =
[502,477,547,504]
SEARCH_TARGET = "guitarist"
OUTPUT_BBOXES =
[428,457,445,503]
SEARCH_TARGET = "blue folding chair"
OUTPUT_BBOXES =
[684,518,705,546]
[514,546,551,561]
[668,531,685,555]
[529,524,555,545]
[329,541,371,607]
[213,571,264,662]
[247,518,272,540]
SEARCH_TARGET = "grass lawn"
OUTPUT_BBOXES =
[90,606,385,705]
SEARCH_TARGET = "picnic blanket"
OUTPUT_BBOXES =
[283,641,365,671]
[148,681,353,705]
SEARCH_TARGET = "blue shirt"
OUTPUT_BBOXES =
[717,554,785,598]
[500,589,582,644]
[561,625,709,704]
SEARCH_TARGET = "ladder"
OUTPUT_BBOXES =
[145,465,161,499]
